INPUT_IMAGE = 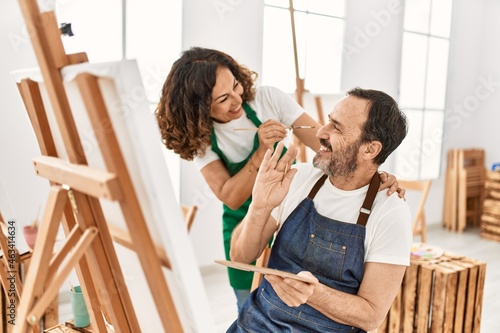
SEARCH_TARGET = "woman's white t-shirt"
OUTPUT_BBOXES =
[194,86,304,170]
[273,163,413,266]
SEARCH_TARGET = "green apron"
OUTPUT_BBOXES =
[211,103,287,290]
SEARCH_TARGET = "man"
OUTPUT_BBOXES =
[227,87,412,332]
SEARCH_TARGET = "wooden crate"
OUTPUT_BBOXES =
[376,250,486,333]
[480,171,500,241]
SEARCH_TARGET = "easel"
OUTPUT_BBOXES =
[287,0,326,162]
[14,0,185,332]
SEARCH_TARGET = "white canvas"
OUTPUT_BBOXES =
[11,59,215,332]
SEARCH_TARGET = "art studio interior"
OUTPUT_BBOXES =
[0,0,499,332]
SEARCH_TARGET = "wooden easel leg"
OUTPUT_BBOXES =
[71,192,141,333]
[28,227,98,323]
[421,214,427,243]
[58,218,109,332]
[314,95,325,126]
[294,78,307,162]
[1,281,5,332]
[14,186,68,333]
[18,79,110,332]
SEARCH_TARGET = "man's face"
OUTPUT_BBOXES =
[313,96,370,177]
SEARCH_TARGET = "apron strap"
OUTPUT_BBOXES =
[307,174,328,199]
[306,172,380,227]
[356,172,380,226]
[242,102,262,127]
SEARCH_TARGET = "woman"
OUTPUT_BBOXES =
[155,47,402,310]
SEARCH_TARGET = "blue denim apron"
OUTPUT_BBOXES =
[227,173,380,333]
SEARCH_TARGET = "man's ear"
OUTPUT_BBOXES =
[363,141,382,160]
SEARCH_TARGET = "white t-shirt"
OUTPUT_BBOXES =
[273,163,413,266]
[194,86,304,170]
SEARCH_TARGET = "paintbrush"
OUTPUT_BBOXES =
[234,125,315,131]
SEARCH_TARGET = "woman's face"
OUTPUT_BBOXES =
[210,67,244,123]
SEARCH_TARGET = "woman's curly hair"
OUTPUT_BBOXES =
[155,47,257,160]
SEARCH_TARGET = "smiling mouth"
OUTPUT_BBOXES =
[230,105,242,113]
[319,139,332,152]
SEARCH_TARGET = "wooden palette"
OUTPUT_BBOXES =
[410,243,444,261]
[215,260,316,283]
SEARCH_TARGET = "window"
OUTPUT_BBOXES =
[262,0,345,94]
[56,0,123,62]
[55,0,182,200]
[56,0,182,104]
[125,0,182,104]
[395,0,453,180]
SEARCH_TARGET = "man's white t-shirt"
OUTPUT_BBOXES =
[273,163,413,266]
[194,86,304,170]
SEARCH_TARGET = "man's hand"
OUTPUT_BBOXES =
[265,271,319,307]
[251,142,298,211]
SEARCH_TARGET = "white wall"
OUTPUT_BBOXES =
[425,0,500,225]
[0,1,48,227]
[341,0,403,98]
[180,0,265,266]
[451,0,500,168]
[340,0,404,186]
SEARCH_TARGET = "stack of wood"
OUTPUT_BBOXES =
[376,247,486,333]
[480,171,500,241]
[443,149,487,232]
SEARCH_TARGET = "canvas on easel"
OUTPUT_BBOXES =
[11,0,215,332]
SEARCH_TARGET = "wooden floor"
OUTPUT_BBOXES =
[58,224,499,332]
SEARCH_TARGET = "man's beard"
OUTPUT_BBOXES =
[313,139,362,178]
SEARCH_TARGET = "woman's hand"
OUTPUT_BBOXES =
[379,171,406,199]
[256,119,288,152]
